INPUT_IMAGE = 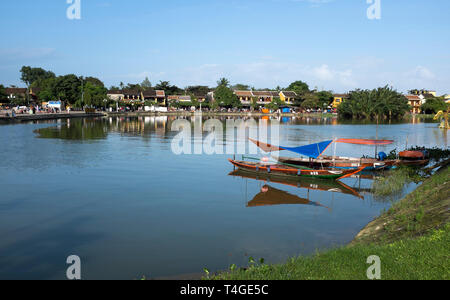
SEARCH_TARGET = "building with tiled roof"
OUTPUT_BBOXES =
[405,95,422,114]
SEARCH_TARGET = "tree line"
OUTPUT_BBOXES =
[0,66,447,119]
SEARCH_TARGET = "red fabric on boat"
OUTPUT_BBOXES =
[249,138,285,152]
[336,138,394,145]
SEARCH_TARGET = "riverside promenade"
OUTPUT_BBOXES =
[0,111,105,122]
[0,109,336,122]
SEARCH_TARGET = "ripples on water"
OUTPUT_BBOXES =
[0,116,447,279]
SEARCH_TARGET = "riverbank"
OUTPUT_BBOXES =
[104,111,335,118]
[210,166,450,280]
[0,110,438,123]
[0,111,105,122]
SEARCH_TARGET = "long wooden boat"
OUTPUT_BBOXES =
[228,159,366,180]
[277,155,396,171]
[229,170,365,199]
[248,138,396,171]
[277,155,429,169]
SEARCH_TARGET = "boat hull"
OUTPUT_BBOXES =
[277,156,394,171]
[228,159,364,180]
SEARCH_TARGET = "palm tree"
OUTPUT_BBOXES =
[217,78,230,88]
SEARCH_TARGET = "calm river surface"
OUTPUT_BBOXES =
[0,116,447,279]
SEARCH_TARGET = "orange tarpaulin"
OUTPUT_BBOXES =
[249,138,283,152]
[336,139,394,146]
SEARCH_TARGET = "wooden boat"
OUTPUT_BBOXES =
[399,151,426,160]
[249,138,396,171]
[228,159,366,180]
[229,170,365,199]
[276,155,395,171]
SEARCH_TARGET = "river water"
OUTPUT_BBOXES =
[0,115,447,279]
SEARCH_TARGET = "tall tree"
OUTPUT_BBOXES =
[125,83,142,91]
[421,97,448,114]
[231,84,251,91]
[186,85,210,95]
[85,77,105,87]
[20,66,55,87]
[301,93,320,109]
[155,81,183,95]
[214,85,240,108]
[79,82,108,108]
[20,66,56,104]
[217,78,230,88]
[141,77,152,90]
[316,91,334,107]
[338,86,409,119]
[0,84,7,102]
[287,80,310,96]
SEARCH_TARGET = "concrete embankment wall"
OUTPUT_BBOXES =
[0,113,105,122]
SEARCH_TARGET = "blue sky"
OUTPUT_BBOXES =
[0,0,449,94]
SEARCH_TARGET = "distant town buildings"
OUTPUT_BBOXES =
[106,89,166,105]
[331,94,349,108]
[234,90,297,106]
[2,84,447,113]
[5,87,40,102]
[405,95,422,114]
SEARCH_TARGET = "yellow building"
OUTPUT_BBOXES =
[279,91,297,104]
[405,95,422,114]
[332,94,349,108]
[444,94,450,104]
[410,89,437,97]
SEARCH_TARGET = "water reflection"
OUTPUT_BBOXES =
[35,118,108,140]
[1,115,447,279]
[248,185,328,209]
[229,170,365,201]
[33,115,446,145]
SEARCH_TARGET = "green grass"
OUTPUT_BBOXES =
[210,225,450,280]
[358,166,449,244]
[209,167,450,280]
[371,168,413,197]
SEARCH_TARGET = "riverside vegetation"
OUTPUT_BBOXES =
[208,155,450,280]
[1,67,448,119]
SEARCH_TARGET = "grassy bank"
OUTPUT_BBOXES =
[210,167,450,280]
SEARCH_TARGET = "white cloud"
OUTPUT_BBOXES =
[409,66,435,80]
[106,60,448,95]
[312,64,334,81]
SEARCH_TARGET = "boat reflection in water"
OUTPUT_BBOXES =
[247,184,329,209]
[229,170,366,209]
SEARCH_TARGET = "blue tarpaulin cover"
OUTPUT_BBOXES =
[249,138,333,159]
[280,140,333,159]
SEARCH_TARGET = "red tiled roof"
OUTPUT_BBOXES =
[107,90,124,95]
[234,91,253,97]
[252,91,273,97]
[281,91,297,98]
[405,95,421,101]
[156,90,165,97]
[5,88,27,94]
[334,94,349,98]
